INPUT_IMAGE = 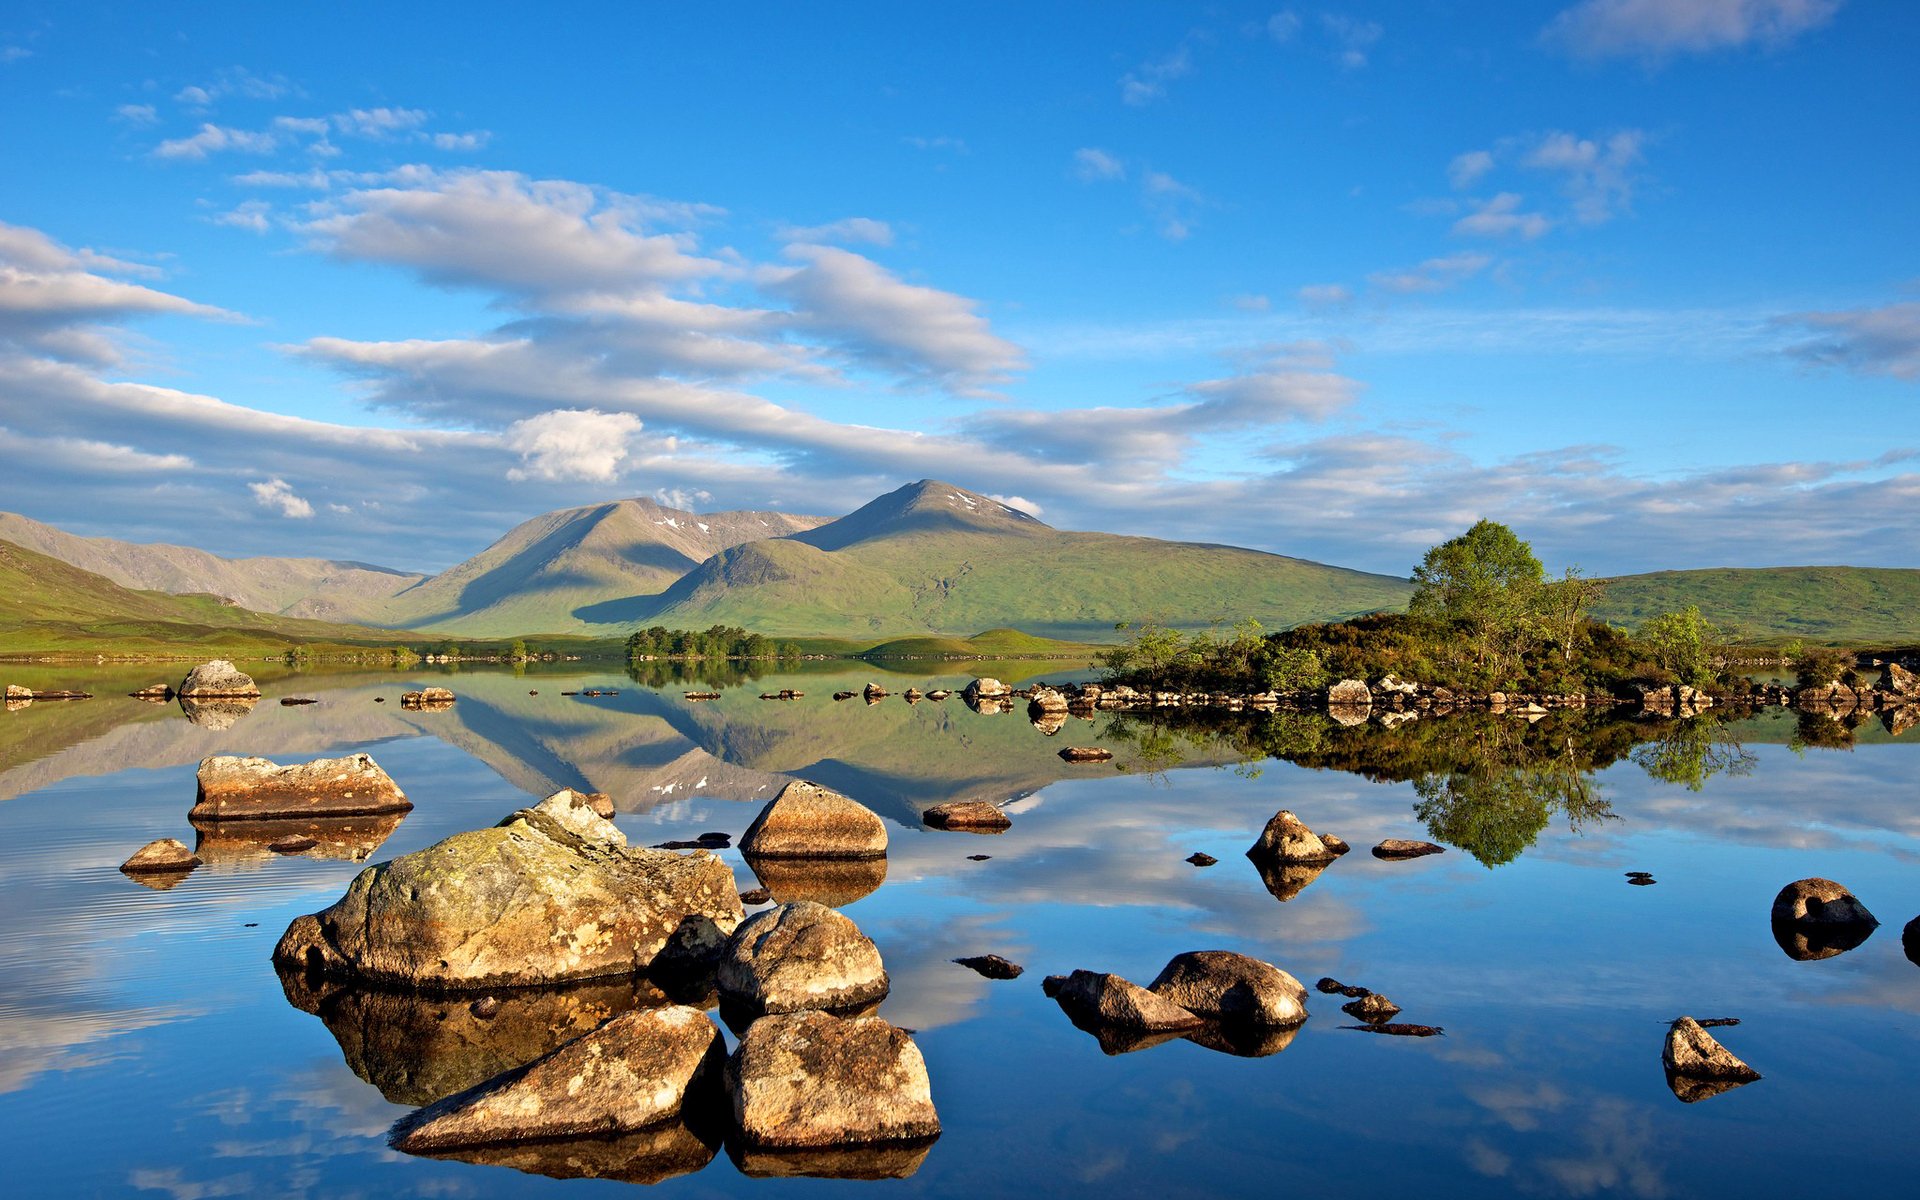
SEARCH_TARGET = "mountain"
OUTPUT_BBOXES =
[1591,566,1920,645]
[378,497,829,636]
[639,480,1415,639]
[0,510,423,620]
[0,539,407,653]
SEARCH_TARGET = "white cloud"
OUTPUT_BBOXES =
[1267,11,1303,42]
[505,408,645,482]
[1120,44,1193,106]
[1321,14,1384,68]
[1229,293,1272,312]
[114,104,158,126]
[776,217,894,247]
[430,130,491,151]
[0,221,234,364]
[1546,0,1842,59]
[248,477,314,518]
[211,201,273,234]
[989,494,1043,517]
[0,427,192,473]
[1777,302,1920,380]
[1524,130,1645,223]
[152,123,278,161]
[1368,252,1493,294]
[1072,147,1126,183]
[1142,170,1205,241]
[1298,283,1354,309]
[1448,149,1495,190]
[1453,192,1552,240]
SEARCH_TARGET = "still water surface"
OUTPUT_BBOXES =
[1,661,1915,1197]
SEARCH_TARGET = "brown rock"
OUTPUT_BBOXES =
[1147,950,1307,1026]
[1028,686,1070,714]
[922,801,1011,832]
[192,753,412,821]
[1058,746,1113,763]
[401,687,456,709]
[1352,1023,1444,1037]
[1771,877,1877,926]
[727,1011,940,1149]
[1246,809,1341,862]
[273,789,743,989]
[120,837,200,875]
[1342,993,1401,1023]
[952,954,1023,980]
[1663,1016,1761,1100]
[391,1005,725,1151]
[743,854,888,907]
[1372,839,1445,860]
[1326,678,1371,707]
[1186,852,1217,867]
[739,887,772,905]
[1045,969,1205,1033]
[269,834,319,854]
[716,900,889,1016]
[177,659,260,698]
[407,1119,719,1185]
[962,677,1010,701]
[1884,661,1917,696]
[581,791,615,819]
[739,780,887,860]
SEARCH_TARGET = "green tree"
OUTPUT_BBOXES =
[1409,520,1547,683]
[1637,606,1714,688]
[1541,566,1608,665]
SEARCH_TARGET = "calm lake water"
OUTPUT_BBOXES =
[1,660,1916,1198]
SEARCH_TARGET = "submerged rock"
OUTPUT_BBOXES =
[716,900,889,1016]
[1148,950,1307,1027]
[1045,969,1205,1034]
[177,660,260,698]
[738,780,887,860]
[390,1005,726,1152]
[727,1011,940,1150]
[1373,839,1445,860]
[952,954,1024,980]
[273,789,742,989]
[1246,810,1342,863]
[1771,877,1877,926]
[1352,1022,1444,1037]
[191,753,412,821]
[922,801,1010,832]
[120,838,200,875]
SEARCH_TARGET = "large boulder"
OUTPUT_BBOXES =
[191,753,411,821]
[391,1004,725,1152]
[963,677,1011,700]
[1044,969,1205,1033]
[274,789,743,989]
[1147,950,1307,1027]
[1326,679,1371,707]
[1771,877,1877,926]
[739,780,887,860]
[726,1010,940,1150]
[1883,662,1917,696]
[1246,810,1343,863]
[1028,686,1069,713]
[4,683,31,700]
[177,659,260,698]
[716,901,889,1016]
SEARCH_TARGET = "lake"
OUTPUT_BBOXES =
[1,660,1915,1198]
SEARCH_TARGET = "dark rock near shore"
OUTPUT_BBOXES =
[1342,993,1401,1023]
[1316,977,1370,998]
[1186,852,1217,867]
[726,1010,940,1150]
[716,901,889,1016]
[953,954,1024,979]
[1058,746,1113,763]
[273,789,742,989]
[1350,1022,1444,1037]
[1372,839,1445,860]
[192,753,411,821]
[739,887,772,905]
[922,801,1010,832]
[739,780,887,860]
[120,837,200,875]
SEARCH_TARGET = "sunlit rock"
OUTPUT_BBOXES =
[716,900,889,1017]
[1045,969,1205,1036]
[1246,809,1342,862]
[1663,1016,1760,1103]
[191,813,404,866]
[1771,877,1877,926]
[400,686,455,709]
[727,1010,940,1151]
[922,801,1010,832]
[120,837,200,876]
[1326,679,1371,707]
[273,788,742,989]
[1343,993,1401,1023]
[1148,950,1307,1027]
[176,660,259,698]
[1372,839,1445,860]
[739,780,887,859]
[191,752,411,821]
[390,1004,726,1152]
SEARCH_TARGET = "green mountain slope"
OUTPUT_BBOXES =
[1592,566,1920,644]
[640,480,1413,638]
[0,539,408,654]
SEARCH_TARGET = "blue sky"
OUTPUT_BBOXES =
[0,0,1914,575]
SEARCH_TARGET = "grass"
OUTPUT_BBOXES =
[1591,567,1920,646]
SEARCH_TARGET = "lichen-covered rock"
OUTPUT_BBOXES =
[1246,810,1341,863]
[191,753,411,821]
[1771,877,1877,926]
[401,687,456,709]
[922,801,1011,831]
[1663,1016,1761,1098]
[716,901,889,1015]
[1883,661,1917,696]
[1044,969,1205,1033]
[177,660,260,698]
[390,1004,725,1152]
[273,789,742,989]
[120,838,200,875]
[726,1011,940,1149]
[1147,950,1307,1026]
[739,780,887,860]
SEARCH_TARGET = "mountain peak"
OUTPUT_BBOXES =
[793,480,1049,552]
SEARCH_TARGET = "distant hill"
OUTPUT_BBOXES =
[1592,566,1920,645]
[383,497,828,636]
[0,510,422,620]
[0,539,408,654]
[638,480,1415,639]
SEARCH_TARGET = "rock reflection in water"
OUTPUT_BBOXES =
[406,1115,722,1184]
[190,813,405,866]
[742,853,887,907]
[177,696,257,729]
[1248,855,1334,903]
[1770,917,1877,962]
[276,968,674,1106]
[728,1136,938,1180]
[1665,1069,1758,1104]
[1183,1020,1303,1058]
